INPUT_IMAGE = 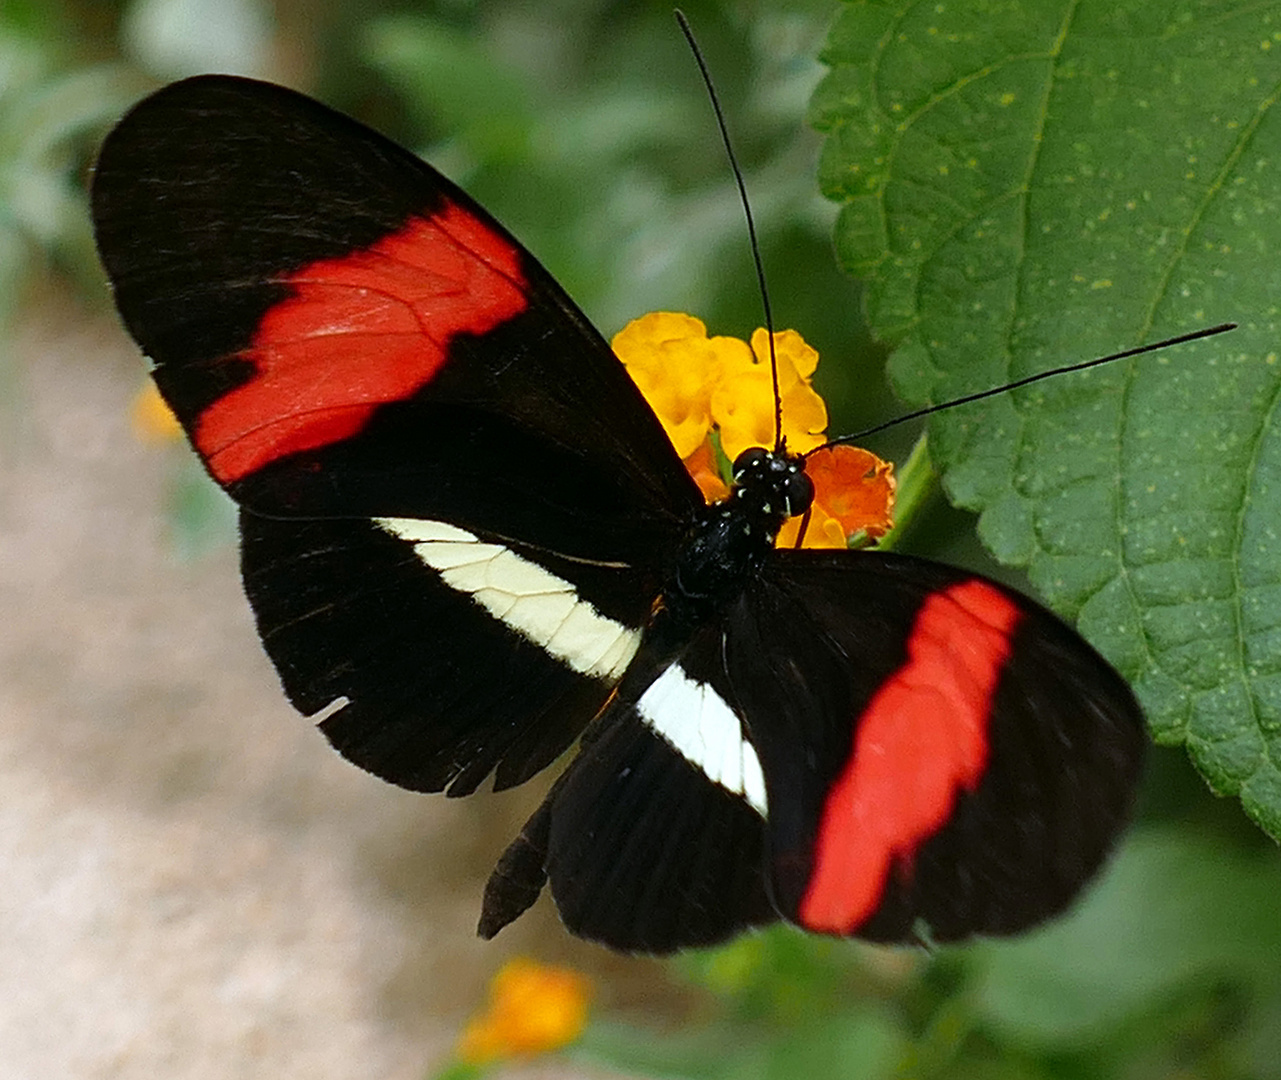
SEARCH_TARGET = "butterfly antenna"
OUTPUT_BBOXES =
[676,10,783,452]
[819,322,1238,451]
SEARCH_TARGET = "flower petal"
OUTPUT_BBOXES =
[805,444,897,541]
[684,436,730,503]
[711,365,779,462]
[750,326,818,379]
[131,382,183,442]
[776,503,849,549]
[614,312,752,459]
[777,378,828,455]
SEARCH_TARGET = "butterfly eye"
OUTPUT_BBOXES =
[782,469,814,517]
[731,446,770,482]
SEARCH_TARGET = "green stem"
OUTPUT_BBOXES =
[876,433,936,552]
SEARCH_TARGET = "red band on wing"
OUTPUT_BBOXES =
[798,580,1023,934]
[195,201,528,484]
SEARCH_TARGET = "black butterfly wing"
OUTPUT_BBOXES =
[239,511,659,794]
[480,623,777,952]
[91,75,703,793]
[485,549,1143,951]
[91,74,699,554]
[729,550,1146,943]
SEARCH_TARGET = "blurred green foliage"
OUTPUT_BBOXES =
[0,2,138,327]
[578,825,1281,1078]
[8,1,1281,1078]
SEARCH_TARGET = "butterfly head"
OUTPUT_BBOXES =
[730,445,814,525]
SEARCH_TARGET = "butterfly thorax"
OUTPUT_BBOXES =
[662,446,813,627]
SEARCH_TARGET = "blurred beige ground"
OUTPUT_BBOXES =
[0,303,670,1078]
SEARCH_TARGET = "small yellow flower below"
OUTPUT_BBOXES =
[711,327,826,461]
[613,313,827,461]
[456,957,591,1065]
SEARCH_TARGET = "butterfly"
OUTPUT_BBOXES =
[90,74,1145,954]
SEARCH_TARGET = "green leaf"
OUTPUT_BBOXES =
[812,0,1281,836]
[968,828,1281,1048]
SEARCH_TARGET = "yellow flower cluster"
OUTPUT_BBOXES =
[613,312,827,463]
[614,313,895,548]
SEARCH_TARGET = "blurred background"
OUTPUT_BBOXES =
[3,1,1280,1078]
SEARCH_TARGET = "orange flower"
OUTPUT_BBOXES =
[130,382,183,442]
[776,445,897,550]
[683,436,731,503]
[614,313,895,549]
[455,958,591,1065]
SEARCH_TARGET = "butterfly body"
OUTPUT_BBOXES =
[92,75,1145,954]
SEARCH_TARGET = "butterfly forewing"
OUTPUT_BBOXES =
[729,552,1145,943]
[240,511,654,793]
[91,75,701,562]
[91,74,701,794]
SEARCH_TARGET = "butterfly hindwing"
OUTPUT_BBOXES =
[489,551,1143,952]
[482,625,776,952]
[542,704,774,951]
